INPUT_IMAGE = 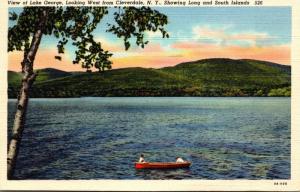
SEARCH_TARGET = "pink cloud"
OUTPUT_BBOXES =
[139,43,164,53]
[171,41,290,65]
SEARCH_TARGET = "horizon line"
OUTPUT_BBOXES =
[8,57,290,73]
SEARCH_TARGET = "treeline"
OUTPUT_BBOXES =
[8,85,291,98]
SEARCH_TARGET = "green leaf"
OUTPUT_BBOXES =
[55,56,62,61]
[9,12,18,20]
[125,41,130,50]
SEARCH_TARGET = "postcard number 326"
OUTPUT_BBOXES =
[255,1,263,5]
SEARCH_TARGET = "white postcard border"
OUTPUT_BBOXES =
[0,0,299,191]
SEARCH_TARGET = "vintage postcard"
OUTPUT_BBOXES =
[0,0,300,191]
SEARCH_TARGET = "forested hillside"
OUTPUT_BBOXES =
[8,58,291,98]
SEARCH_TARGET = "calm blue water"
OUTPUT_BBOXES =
[8,97,290,179]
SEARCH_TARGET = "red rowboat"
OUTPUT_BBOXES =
[135,162,191,169]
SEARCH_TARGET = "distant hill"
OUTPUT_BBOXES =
[160,58,290,89]
[8,58,291,98]
[8,68,72,85]
[34,68,72,82]
[8,71,22,87]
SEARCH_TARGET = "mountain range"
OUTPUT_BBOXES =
[8,58,291,98]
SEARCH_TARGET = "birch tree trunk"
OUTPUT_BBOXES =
[7,9,48,179]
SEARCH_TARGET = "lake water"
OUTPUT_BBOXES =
[8,97,290,179]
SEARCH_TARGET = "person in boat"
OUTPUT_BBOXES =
[176,157,185,163]
[139,154,145,163]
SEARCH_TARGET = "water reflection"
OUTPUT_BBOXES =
[135,167,192,179]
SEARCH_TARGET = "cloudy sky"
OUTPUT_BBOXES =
[8,7,291,72]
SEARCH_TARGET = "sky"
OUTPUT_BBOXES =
[8,7,291,72]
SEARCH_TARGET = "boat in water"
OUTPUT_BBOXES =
[135,162,191,169]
